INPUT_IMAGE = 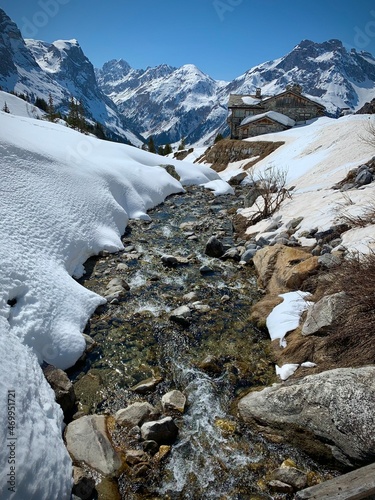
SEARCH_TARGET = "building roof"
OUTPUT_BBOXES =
[240,111,295,128]
[229,89,326,112]
[262,89,326,110]
[228,94,263,107]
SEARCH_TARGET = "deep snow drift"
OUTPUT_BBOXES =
[0,99,231,499]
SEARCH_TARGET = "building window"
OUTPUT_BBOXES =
[234,109,245,118]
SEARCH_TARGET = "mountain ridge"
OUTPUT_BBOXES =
[1,6,374,148]
[95,38,375,146]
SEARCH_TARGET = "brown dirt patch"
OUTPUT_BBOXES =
[195,139,284,173]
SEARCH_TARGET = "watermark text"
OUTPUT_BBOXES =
[7,390,16,494]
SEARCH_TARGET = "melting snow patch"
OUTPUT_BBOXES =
[266,291,312,347]
[276,363,300,381]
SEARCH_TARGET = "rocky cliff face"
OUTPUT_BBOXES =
[0,9,58,99]
[0,8,140,144]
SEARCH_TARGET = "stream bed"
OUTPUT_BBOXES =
[71,184,334,499]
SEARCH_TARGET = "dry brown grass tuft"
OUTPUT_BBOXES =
[338,202,375,229]
[320,252,375,364]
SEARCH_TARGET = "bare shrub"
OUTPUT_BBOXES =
[244,165,291,225]
[321,251,375,364]
[359,118,375,151]
[337,198,375,229]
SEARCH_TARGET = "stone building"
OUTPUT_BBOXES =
[227,84,326,139]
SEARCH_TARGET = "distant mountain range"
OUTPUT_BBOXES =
[1,7,375,147]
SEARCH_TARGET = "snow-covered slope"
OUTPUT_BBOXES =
[0,89,46,118]
[221,114,375,254]
[0,108,230,498]
[0,8,140,144]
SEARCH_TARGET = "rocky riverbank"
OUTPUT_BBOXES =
[44,178,374,499]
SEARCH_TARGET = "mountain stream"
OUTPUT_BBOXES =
[72,184,334,499]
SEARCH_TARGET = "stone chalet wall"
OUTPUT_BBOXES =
[266,95,323,122]
[239,118,287,139]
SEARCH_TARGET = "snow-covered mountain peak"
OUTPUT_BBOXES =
[53,38,79,50]
[101,58,132,76]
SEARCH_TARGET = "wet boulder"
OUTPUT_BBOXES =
[115,402,158,427]
[161,390,186,413]
[169,305,191,326]
[269,464,308,491]
[43,365,76,418]
[221,247,241,261]
[130,376,163,394]
[140,416,179,445]
[72,466,96,500]
[205,236,225,258]
[65,415,122,476]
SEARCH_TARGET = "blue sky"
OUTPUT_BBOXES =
[1,0,375,80]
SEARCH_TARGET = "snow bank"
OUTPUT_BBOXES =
[0,108,230,497]
[0,320,72,499]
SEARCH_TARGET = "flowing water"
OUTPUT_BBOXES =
[72,185,333,499]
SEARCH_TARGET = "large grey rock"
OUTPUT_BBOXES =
[228,171,247,185]
[65,415,122,476]
[141,416,179,445]
[240,248,257,263]
[238,367,375,466]
[318,253,341,269]
[355,167,373,186]
[221,247,240,261]
[130,376,163,394]
[115,402,158,427]
[302,292,346,336]
[170,305,191,326]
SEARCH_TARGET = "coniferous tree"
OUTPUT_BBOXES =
[94,121,106,140]
[178,136,186,151]
[2,101,10,113]
[67,96,79,129]
[77,100,86,133]
[214,133,224,143]
[47,93,57,122]
[35,97,48,112]
[67,97,87,132]
[164,143,173,155]
[158,145,165,156]
[148,136,156,153]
